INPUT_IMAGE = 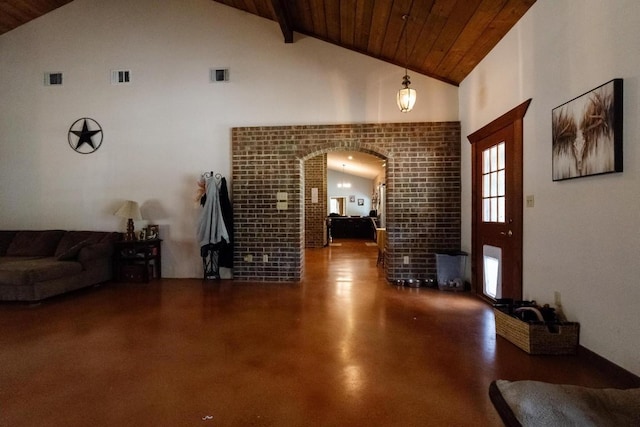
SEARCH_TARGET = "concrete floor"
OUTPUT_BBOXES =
[0,240,634,426]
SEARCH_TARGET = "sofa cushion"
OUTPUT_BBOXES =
[97,232,122,245]
[77,242,114,265]
[5,230,65,257]
[54,231,113,258]
[0,231,17,256]
[0,257,83,286]
[0,256,42,264]
[56,240,91,261]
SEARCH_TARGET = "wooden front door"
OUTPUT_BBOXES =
[468,100,531,302]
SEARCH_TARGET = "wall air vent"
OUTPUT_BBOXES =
[210,68,229,83]
[111,70,131,85]
[44,72,63,86]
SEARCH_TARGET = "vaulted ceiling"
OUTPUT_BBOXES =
[0,1,72,34]
[1,0,535,86]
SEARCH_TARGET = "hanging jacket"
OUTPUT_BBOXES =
[218,177,234,268]
[197,176,229,249]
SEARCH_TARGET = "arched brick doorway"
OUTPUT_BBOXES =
[302,146,388,251]
[231,122,461,283]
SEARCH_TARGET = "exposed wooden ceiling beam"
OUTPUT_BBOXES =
[270,0,293,43]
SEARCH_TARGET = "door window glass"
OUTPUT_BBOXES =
[482,142,506,223]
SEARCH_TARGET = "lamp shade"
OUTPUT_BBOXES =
[397,87,417,113]
[114,200,142,220]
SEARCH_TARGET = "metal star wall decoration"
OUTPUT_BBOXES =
[68,118,103,154]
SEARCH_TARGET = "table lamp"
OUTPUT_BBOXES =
[115,200,142,240]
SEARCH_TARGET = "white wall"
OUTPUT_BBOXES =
[459,0,640,375]
[327,170,373,217]
[0,0,459,278]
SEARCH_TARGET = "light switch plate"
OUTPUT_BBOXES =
[526,195,535,208]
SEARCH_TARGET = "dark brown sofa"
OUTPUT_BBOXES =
[0,230,121,302]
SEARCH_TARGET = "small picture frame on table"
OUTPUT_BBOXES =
[147,225,159,240]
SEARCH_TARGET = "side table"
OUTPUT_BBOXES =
[114,239,162,283]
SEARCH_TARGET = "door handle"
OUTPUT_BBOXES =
[500,230,513,237]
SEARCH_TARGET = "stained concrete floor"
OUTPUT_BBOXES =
[0,240,635,426]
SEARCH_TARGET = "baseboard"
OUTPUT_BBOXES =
[577,345,640,388]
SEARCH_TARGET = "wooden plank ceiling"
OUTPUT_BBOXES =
[212,0,536,85]
[0,0,73,35]
[0,0,535,86]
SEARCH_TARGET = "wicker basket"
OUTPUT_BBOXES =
[493,308,579,355]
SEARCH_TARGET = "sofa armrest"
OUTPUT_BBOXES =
[77,242,114,267]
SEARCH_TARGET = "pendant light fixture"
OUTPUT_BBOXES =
[337,164,351,189]
[397,14,416,113]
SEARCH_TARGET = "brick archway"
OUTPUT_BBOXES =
[302,146,387,250]
[232,122,461,282]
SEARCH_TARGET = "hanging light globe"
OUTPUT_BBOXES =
[397,74,416,112]
[396,14,417,113]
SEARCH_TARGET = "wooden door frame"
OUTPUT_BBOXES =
[467,99,531,303]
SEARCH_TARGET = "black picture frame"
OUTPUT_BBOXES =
[552,78,623,181]
[146,225,159,240]
[357,198,364,206]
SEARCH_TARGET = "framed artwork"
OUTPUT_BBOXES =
[357,198,364,206]
[552,78,623,181]
[349,195,355,203]
[146,225,159,239]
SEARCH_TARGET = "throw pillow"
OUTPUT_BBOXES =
[6,230,66,257]
[0,231,17,256]
[57,240,90,261]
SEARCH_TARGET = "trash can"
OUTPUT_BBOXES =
[435,251,468,291]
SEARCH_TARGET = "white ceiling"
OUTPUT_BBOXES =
[326,151,385,180]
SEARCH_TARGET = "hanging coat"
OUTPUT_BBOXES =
[218,177,234,268]
[197,176,229,250]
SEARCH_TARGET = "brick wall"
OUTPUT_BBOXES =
[304,154,327,248]
[232,122,461,282]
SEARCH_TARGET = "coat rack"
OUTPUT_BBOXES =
[198,171,228,280]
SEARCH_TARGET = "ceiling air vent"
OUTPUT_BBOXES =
[44,72,63,86]
[210,68,229,83]
[111,69,131,85]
